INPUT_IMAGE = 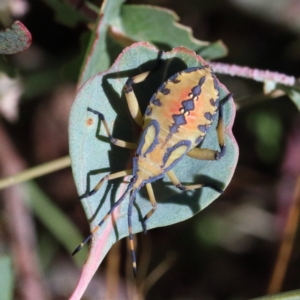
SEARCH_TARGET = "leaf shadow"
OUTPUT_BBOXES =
[134,173,225,225]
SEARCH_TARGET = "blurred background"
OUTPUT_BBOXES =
[1,0,300,299]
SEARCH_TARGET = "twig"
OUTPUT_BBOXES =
[0,156,71,190]
[0,123,49,300]
[267,176,300,294]
[210,62,296,86]
[138,252,176,298]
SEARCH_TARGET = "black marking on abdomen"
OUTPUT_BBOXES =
[212,75,220,104]
[210,98,216,106]
[157,83,170,95]
[167,113,187,140]
[162,140,192,171]
[173,114,187,126]
[136,120,160,156]
[182,99,195,111]
[169,124,178,134]
[184,67,200,73]
[190,76,206,98]
[204,112,213,121]
[153,99,162,106]
[161,88,170,95]
[145,106,152,116]
[198,125,207,133]
[150,94,163,107]
[168,73,181,84]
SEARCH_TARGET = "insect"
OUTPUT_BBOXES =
[72,61,232,276]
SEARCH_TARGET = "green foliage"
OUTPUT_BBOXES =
[42,0,92,27]
[0,256,14,300]
[0,21,31,55]
[247,111,282,163]
[119,5,226,59]
[78,0,227,85]
[27,181,87,266]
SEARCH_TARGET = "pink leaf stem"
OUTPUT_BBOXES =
[211,62,296,86]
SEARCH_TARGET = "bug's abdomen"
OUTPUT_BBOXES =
[144,66,220,148]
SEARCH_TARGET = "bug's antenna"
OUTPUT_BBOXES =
[72,184,133,256]
[72,234,92,256]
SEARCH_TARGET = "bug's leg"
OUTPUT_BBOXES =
[186,147,224,161]
[73,185,133,256]
[124,71,153,126]
[124,52,164,126]
[81,169,133,199]
[142,183,157,234]
[187,93,232,161]
[128,189,138,277]
[167,169,223,194]
[88,108,138,149]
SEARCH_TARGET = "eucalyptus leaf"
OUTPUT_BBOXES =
[0,21,31,55]
[78,0,125,85]
[69,42,238,298]
[264,81,300,111]
[79,0,227,86]
[117,5,227,59]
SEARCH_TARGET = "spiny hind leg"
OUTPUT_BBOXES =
[87,108,138,149]
[167,169,223,194]
[81,169,133,199]
[187,93,232,161]
[142,183,157,234]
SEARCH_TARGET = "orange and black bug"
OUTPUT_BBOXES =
[72,61,232,276]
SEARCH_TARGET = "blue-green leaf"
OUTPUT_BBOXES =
[78,1,227,86]
[69,42,238,298]
[0,21,31,55]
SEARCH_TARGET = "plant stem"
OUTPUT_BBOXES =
[267,176,300,294]
[211,62,296,86]
[0,122,49,300]
[0,156,71,190]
